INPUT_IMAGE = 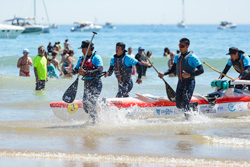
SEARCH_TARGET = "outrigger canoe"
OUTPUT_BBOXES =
[50,80,250,121]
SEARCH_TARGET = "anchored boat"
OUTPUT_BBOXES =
[50,80,250,121]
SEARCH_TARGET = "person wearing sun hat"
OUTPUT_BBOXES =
[219,47,250,90]
[17,48,33,77]
[105,42,143,98]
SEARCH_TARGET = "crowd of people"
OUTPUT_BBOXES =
[17,37,250,123]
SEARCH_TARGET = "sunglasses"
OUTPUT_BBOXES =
[39,49,45,52]
[179,44,186,48]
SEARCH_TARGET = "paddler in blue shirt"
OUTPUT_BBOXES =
[158,38,204,113]
[71,40,104,123]
[105,42,143,98]
[219,47,250,90]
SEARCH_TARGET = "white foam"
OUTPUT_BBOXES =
[204,136,250,147]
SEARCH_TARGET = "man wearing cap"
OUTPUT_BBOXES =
[17,49,33,77]
[135,46,151,76]
[105,42,143,98]
[71,40,104,122]
[33,46,47,90]
[219,47,250,90]
[158,38,204,114]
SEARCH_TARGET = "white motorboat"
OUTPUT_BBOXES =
[0,24,24,39]
[103,22,116,29]
[71,21,102,32]
[218,21,237,29]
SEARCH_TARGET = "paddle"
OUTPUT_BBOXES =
[143,51,176,102]
[62,32,97,103]
[203,62,234,80]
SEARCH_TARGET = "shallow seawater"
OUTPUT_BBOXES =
[1,25,250,166]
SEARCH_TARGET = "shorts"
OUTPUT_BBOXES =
[36,80,45,90]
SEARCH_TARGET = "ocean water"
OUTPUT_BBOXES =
[0,24,250,166]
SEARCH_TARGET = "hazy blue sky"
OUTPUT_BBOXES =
[1,0,250,25]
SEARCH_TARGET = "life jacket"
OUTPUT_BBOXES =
[231,52,248,74]
[80,52,97,77]
[176,51,195,81]
[113,54,132,83]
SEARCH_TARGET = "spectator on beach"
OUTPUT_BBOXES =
[47,42,53,55]
[62,49,75,78]
[158,38,204,114]
[47,58,59,78]
[64,39,72,51]
[17,48,33,77]
[135,46,151,76]
[58,41,63,52]
[128,47,136,75]
[168,52,177,77]
[105,42,143,97]
[163,47,171,57]
[51,51,64,76]
[146,50,154,58]
[33,46,47,90]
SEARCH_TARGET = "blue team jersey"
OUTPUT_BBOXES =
[174,53,201,68]
[110,55,138,67]
[227,53,250,67]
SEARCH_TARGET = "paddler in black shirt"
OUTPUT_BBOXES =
[105,42,143,98]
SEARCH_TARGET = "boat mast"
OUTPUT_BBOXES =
[34,0,36,24]
[42,0,50,26]
[182,0,185,23]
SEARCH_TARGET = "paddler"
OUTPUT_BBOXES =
[218,47,250,90]
[158,38,204,113]
[104,42,143,98]
[68,40,104,123]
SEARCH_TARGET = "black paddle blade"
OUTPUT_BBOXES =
[62,78,79,103]
[163,79,176,102]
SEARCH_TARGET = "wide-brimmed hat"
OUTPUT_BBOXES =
[226,47,239,55]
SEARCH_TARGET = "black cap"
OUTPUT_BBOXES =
[226,47,239,55]
[78,40,94,49]
[116,42,127,52]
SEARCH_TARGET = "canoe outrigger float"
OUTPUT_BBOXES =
[50,80,250,121]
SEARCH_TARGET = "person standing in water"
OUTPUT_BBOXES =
[158,38,204,113]
[135,46,151,76]
[33,46,47,90]
[105,42,143,98]
[17,48,33,77]
[128,47,136,75]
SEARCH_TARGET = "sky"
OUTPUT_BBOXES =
[1,0,250,25]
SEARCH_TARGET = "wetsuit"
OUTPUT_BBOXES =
[219,52,250,90]
[107,53,143,97]
[164,52,204,111]
[135,52,149,76]
[73,52,103,122]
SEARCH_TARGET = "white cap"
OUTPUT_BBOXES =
[23,48,29,53]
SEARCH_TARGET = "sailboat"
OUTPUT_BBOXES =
[177,0,186,28]
[4,0,50,34]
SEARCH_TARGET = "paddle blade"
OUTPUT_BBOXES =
[62,78,79,103]
[163,79,176,102]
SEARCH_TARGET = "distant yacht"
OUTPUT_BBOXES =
[177,0,186,28]
[71,21,102,32]
[0,24,24,39]
[4,17,43,34]
[218,21,237,29]
[103,22,116,29]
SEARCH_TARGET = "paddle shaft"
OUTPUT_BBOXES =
[203,62,234,80]
[77,32,97,79]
